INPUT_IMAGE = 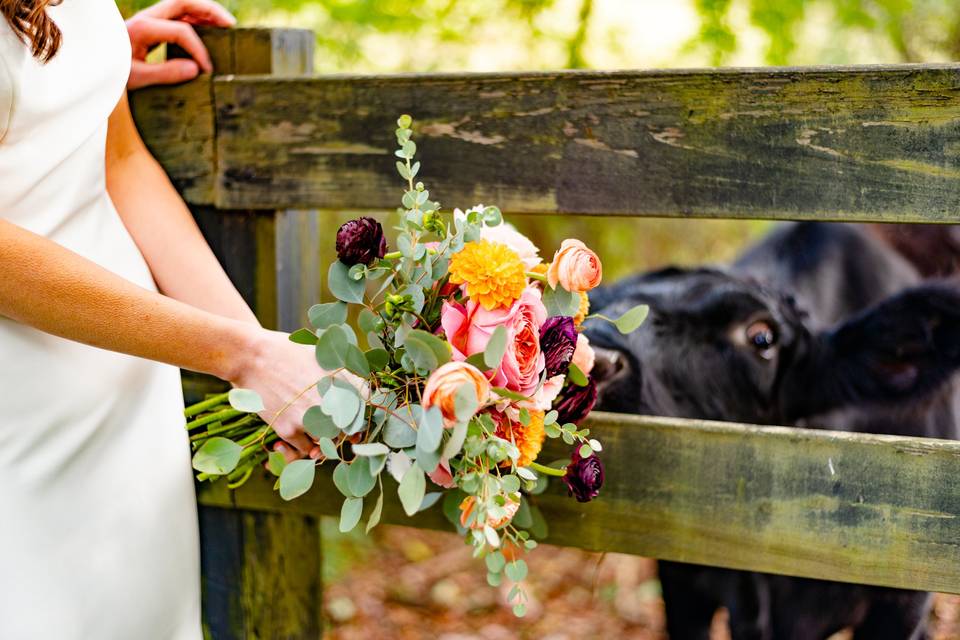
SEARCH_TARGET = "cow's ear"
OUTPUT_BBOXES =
[785,285,960,417]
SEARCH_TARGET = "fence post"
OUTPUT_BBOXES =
[131,27,323,639]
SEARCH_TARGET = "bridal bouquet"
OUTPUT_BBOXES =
[185,115,647,615]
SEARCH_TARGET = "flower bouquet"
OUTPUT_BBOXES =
[185,115,647,615]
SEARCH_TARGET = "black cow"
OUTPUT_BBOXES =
[584,222,960,639]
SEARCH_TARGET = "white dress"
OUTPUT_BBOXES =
[0,2,201,638]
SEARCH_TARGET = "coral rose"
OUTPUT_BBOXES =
[422,361,490,426]
[547,239,602,293]
[441,286,548,397]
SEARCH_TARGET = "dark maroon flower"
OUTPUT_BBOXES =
[554,376,597,425]
[540,316,577,377]
[336,217,387,266]
[563,449,604,502]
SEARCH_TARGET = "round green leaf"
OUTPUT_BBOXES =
[484,325,508,369]
[279,459,316,501]
[347,456,377,497]
[303,406,339,440]
[416,405,443,454]
[339,497,363,533]
[352,443,390,457]
[308,301,348,329]
[320,381,362,429]
[615,304,650,334]
[192,437,242,475]
[384,412,417,448]
[228,388,264,413]
[398,463,426,517]
[328,260,365,303]
[319,437,339,460]
[316,324,351,371]
[332,461,354,497]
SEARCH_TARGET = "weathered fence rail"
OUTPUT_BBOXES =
[130,26,960,638]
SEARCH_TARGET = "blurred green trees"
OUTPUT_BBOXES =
[119,0,960,276]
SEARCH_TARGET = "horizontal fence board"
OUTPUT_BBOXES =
[201,66,960,220]
[199,412,960,594]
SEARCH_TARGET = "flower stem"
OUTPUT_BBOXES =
[529,461,567,477]
[185,409,244,431]
[525,271,547,283]
[184,392,231,418]
[383,250,402,260]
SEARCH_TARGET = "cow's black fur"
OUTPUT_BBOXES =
[584,222,960,639]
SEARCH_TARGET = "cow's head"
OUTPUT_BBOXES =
[584,267,960,428]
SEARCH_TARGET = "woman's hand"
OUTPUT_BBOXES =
[125,0,236,90]
[229,328,326,462]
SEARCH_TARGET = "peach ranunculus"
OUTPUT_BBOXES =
[440,286,548,397]
[459,495,520,530]
[422,361,491,427]
[547,239,602,293]
[572,333,595,376]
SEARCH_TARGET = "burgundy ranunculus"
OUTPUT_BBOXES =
[336,217,387,266]
[563,449,605,502]
[554,376,597,425]
[540,316,577,377]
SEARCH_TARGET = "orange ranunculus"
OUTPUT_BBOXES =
[459,495,521,530]
[422,361,490,426]
[547,239,602,293]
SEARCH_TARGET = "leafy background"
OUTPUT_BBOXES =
[117,0,960,637]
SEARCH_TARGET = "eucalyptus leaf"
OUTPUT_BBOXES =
[279,459,316,501]
[398,463,426,517]
[352,443,390,457]
[384,411,418,448]
[484,325,508,369]
[358,308,380,333]
[267,451,287,477]
[419,492,443,512]
[339,497,363,533]
[454,383,479,423]
[328,260,365,304]
[365,348,390,371]
[567,362,589,387]
[303,406,339,440]
[343,343,371,377]
[366,488,384,534]
[288,328,318,345]
[491,387,529,402]
[347,456,377,497]
[320,380,362,429]
[442,419,468,459]
[316,324,351,370]
[319,437,339,460]
[404,329,451,372]
[615,304,650,334]
[416,405,443,453]
[505,559,528,582]
[228,388,264,413]
[192,437,242,475]
[542,284,580,317]
[308,301,348,329]
[332,461,354,497]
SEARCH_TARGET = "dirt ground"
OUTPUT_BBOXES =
[323,525,960,640]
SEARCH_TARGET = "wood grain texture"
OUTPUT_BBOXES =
[200,412,960,594]
[199,507,322,639]
[204,65,960,221]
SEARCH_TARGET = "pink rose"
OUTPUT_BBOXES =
[441,286,548,397]
[572,333,595,376]
[547,239,602,293]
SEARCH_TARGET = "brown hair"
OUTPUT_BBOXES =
[1,0,61,62]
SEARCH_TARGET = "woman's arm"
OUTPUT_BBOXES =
[0,219,318,459]
[105,94,257,324]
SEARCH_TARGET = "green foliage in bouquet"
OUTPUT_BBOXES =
[185,115,648,616]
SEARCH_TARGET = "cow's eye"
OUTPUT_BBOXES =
[745,320,777,357]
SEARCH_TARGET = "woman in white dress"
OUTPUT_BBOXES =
[0,1,322,637]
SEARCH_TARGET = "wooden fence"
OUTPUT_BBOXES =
[130,27,960,638]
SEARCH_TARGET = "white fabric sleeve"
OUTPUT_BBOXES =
[0,51,12,143]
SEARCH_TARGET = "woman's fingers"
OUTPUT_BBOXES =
[128,17,213,73]
[272,442,301,464]
[143,0,237,27]
[128,58,199,91]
